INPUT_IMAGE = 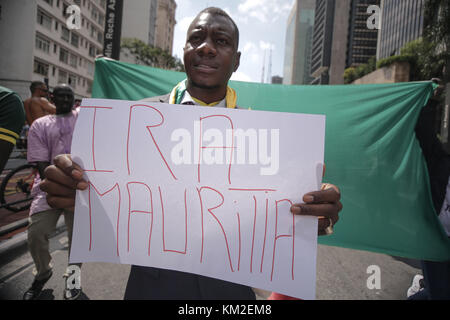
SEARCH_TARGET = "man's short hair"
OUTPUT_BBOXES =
[30,81,45,94]
[196,7,240,48]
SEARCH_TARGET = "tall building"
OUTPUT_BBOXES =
[283,0,316,85]
[377,0,424,60]
[0,0,106,99]
[120,0,176,59]
[308,0,379,84]
[154,0,176,54]
[346,0,380,67]
[328,0,352,84]
[121,0,157,46]
[310,0,335,85]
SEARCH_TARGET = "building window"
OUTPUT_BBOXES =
[97,31,103,44]
[86,60,94,76]
[37,9,52,30]
[54,43,57,53]
[98,13,104,26]
[70,54,78,68]
[35,35,50,53]
[58,70,68,83]
[55,21,58,31]
[34,59,49,76]
[71,33,79,47]
[87,79,93,94]
[59,48,69,64]
[52,66,56,76]
[43,0,53,6]
[68,74,77,88]
[62,26,70,42]
[88,44,96,57]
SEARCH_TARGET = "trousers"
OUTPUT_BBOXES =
[27,208,81,281]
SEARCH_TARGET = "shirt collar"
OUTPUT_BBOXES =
[180,90,227,108]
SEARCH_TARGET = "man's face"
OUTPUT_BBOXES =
[53,87,74,114]
[37,85,48,98]
[183,13,241,91]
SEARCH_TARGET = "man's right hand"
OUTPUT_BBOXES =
[40,154,88,211]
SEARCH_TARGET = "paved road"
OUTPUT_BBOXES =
[0,217,421,300]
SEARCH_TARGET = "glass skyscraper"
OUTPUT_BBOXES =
[377,0,424,60]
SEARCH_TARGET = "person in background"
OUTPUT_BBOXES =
[407,78,450,300]
[0,86,25,174]
[22,84,82,300]
[23,81,56,126]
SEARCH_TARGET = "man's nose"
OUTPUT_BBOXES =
[197,38,216,56]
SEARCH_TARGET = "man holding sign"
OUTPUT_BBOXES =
[40,8,342,299]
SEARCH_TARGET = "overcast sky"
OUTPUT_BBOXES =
[173,0,295,83]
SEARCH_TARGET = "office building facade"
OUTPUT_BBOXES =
[377,0,424,60]
[283,0,316,85]
[121,0,176,59]
[0,0,106,99]
[310,0,335,85]
[308,0,379,84]
[346,0,380,67]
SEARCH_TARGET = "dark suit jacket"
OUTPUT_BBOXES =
[124,94,256,300]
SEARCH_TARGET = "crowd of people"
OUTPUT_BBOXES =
[0,7,448,300]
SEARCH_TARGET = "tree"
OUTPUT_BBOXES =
[121,38,185,72]
[423,0,450,82]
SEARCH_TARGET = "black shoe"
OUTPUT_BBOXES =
[22,271,53,300]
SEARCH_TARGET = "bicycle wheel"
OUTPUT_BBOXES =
[0,164,37,212]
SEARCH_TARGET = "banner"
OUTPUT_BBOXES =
[70,99,326,299]
[92,57,450,261]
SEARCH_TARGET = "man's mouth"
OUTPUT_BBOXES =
[194,63,218,73]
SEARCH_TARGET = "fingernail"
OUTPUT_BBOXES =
[291,206,301,214]
[304,195,314,203]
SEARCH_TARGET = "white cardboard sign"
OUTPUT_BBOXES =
[69,98,325,300]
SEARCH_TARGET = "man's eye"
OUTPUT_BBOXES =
[216,38,228,45]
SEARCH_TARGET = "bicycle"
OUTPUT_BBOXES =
[0,163,38,212]
[0,125,38,213]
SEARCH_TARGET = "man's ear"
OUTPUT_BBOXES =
[234,51,241,72]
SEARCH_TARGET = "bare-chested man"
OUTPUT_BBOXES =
[24,81,56,126]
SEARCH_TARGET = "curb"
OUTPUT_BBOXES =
[0,216,66,256]
[0,218,29,237]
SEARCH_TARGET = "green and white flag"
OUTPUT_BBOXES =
[92,57,450,261]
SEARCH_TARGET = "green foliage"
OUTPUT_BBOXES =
[344,56,377,84]
[344,67,357,84]
[121,38,185,72]
[424,0,450,81]
[376,54,415,69]
[376,38,445,81]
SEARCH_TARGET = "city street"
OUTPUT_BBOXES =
[0,219,421,300]
[1,0,446,302]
